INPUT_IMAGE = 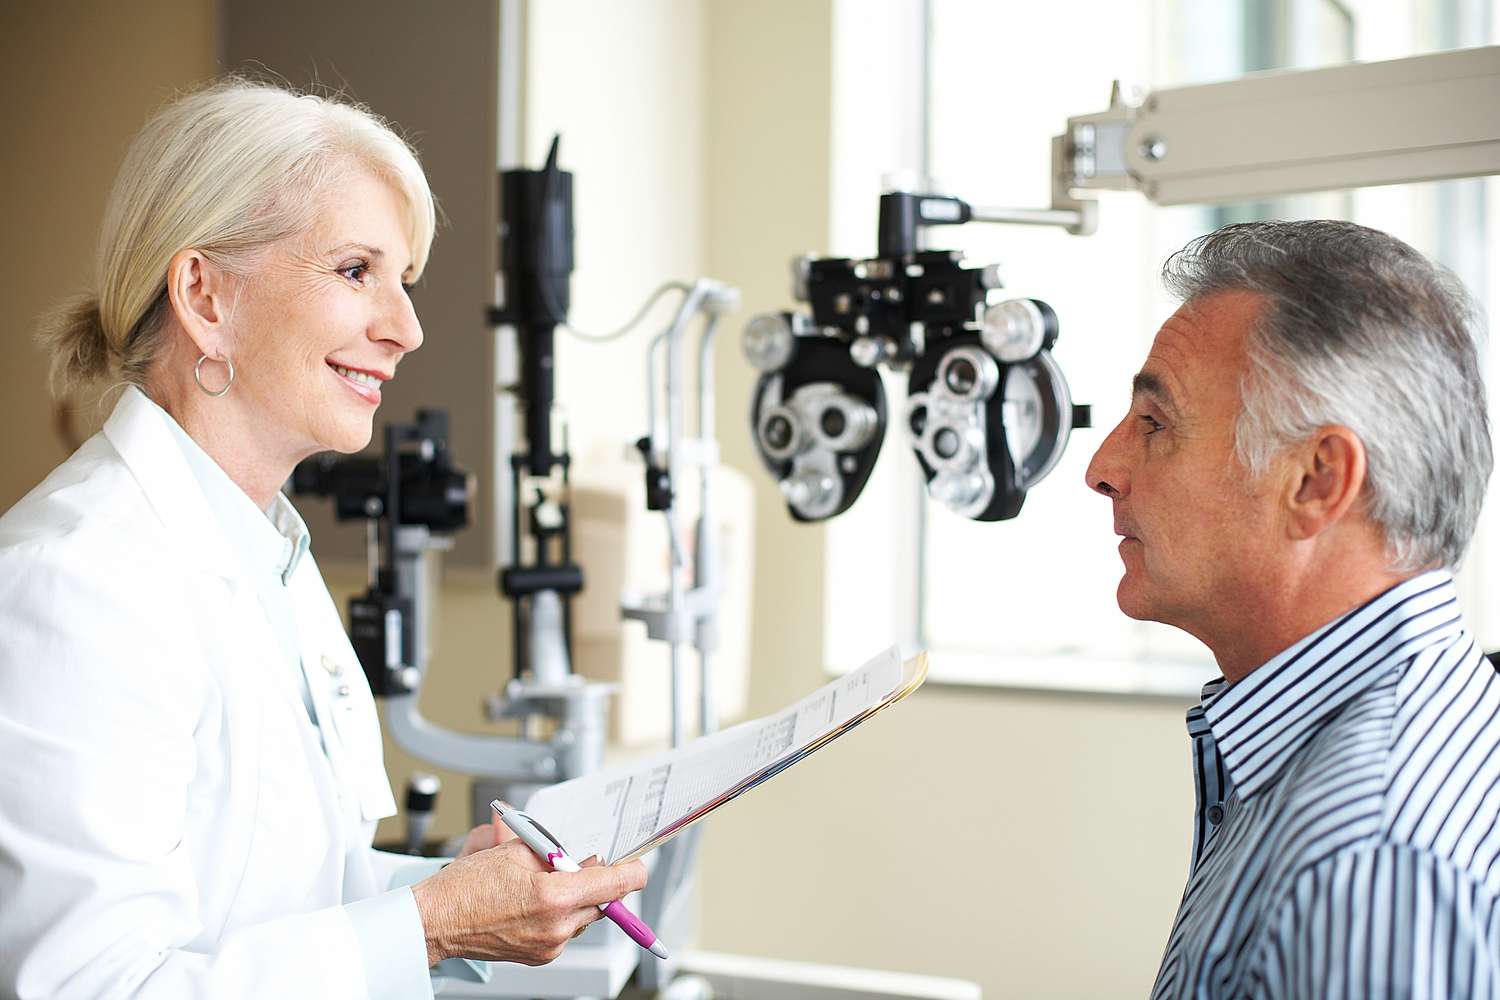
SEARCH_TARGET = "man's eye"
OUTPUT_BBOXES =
[1139,414,1165,435]
[338,261,370,284]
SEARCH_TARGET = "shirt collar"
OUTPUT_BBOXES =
[1187,677,1228,739]
[157,403,310,586]
[1197,571,1462,799]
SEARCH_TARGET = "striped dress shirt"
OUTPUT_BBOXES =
[1152,571,1500,998]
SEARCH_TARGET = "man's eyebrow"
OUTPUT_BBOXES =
[1132,370,1182,417]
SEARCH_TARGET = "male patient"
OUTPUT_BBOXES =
[1086,220,1499,998]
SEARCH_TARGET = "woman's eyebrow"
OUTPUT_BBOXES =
[324,242,385,259]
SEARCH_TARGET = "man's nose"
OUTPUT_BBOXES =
[1085,421,1128,498]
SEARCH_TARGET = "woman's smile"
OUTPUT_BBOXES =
[327,360,388,404]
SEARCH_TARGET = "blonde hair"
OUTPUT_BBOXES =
[38,78,436,394]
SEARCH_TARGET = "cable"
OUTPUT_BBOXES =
[557,281,693,343]
[530,140,692,344]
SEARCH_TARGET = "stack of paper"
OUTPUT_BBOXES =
[523,646,928,863]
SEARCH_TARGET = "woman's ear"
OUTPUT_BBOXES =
[164,249,233,360]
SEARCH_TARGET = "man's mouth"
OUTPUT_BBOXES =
[1114,517,1142,551]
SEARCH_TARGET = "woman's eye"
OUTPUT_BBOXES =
[338,261,370,284]
[1139,413,1165,435]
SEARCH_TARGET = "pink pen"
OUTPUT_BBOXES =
[491,800,669,960]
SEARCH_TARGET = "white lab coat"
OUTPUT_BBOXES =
[0,387,426,998]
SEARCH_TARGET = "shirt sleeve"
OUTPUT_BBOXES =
[370,849,447,892]
[1251,844,1500,999]
[345,888,437,1000]
[368,851,492,987]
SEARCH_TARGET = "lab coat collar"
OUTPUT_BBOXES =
[159,407,311,587]
[102,386,248,586]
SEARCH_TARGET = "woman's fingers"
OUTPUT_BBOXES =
[454,822,499,860]
[497,838,552,873]
[414,836,649,967]
[491,811,520,844]
[552,859,648,909]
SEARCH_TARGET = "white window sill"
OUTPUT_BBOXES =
[829,647,1219,699]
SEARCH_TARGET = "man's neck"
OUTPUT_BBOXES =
[1210,551,1416,684]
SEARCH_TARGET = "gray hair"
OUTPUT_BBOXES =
[1162,220,1491,571]
[37,77,436,395]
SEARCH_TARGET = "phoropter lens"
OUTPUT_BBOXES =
[743,313,797,372]
[946,358,978,395]
[764,414,795,450]
[820,407,847,439]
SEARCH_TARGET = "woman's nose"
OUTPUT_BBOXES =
[383,287,424,353]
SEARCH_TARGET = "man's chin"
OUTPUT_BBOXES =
[1115,576,1158,622]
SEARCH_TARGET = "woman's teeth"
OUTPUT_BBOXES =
[332,364,380,386]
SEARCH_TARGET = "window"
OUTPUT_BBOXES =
[825,0,1498,693]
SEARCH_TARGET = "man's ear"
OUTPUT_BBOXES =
[1285,426,1368,541]
[164,248,233,360]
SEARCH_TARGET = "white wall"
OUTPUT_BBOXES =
[513,0,757,744]
[523,0,707,452]
[371,0,727,844]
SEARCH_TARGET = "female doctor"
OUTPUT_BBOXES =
[0,80,646,999]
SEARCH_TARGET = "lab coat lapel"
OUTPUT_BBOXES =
[290,559,398,824]
[223,581,350,886]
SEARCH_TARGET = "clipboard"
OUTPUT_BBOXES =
[522,646,928,864]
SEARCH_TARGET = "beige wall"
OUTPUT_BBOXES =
[2,3,1197,997]
[0,0,218,510]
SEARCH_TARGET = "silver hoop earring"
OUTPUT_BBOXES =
[194,353,235,398]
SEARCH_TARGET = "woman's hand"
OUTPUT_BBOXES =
[410,840,647,967]
[454,818,515,860]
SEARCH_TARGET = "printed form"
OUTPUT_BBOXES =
[522,645,925,863]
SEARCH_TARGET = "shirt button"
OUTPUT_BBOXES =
[1207,804,1225,825]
